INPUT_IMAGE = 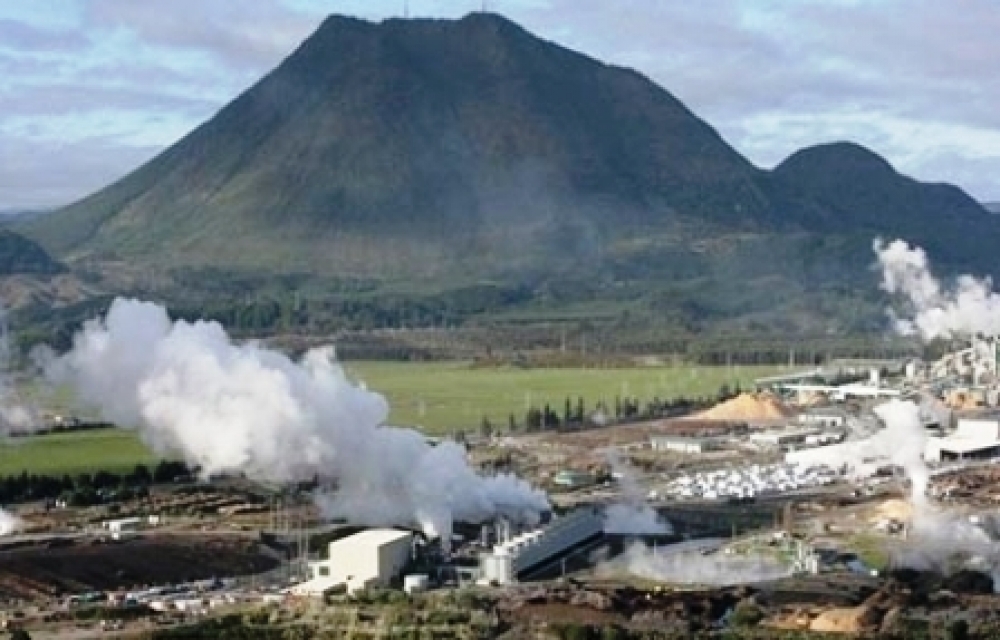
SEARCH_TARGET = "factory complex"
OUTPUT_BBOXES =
[255,337,1000,601]
[10,335,1000,638]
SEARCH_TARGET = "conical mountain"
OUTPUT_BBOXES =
[19,13,999,331]
[24,14,779,277]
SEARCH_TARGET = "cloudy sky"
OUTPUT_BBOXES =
[1,0,997,209]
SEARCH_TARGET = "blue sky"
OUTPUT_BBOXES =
[1,0,997,208]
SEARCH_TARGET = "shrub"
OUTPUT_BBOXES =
[947,619,970,640]
[729,603,765,628]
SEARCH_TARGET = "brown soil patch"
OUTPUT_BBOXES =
[809,603,881,634]
[0,534,277,599]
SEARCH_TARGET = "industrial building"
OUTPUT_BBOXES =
[798,407,848,428]
[925,417,1000,463]
[103,517,143,540]
[750,427,823,449]
[479,508,604,585]
[290,529,414,596]
[649,435,717,454]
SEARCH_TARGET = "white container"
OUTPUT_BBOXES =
[403,574,429,594]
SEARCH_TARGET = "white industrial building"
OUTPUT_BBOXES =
[290,529,413,596]
[750,427,822,448]
[479,508,604,585]
[103,517,143,540]
[650,435,716,454]
[798,408,848,428]
[777,383,900,401]
[925,418,1000,463]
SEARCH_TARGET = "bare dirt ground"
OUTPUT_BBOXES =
[0,534,278,599]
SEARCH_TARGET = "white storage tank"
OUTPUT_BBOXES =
[403,574,429,594]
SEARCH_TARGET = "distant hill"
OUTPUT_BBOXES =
[771,142,998,274]
[16,13,1000,335]
[0,208,53,223]
[984,202,1000,214]
[0,228,64,277]
[0,229,96,331]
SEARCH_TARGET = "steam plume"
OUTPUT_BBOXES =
[601,449,672,535]
[874,238,1000,339]
[872,241,1000,584]
[608,540,791,586]
[0,508,21,536]
[872,399,930,510]
[45,298,548,540]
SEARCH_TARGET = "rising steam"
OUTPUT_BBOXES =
[874,239,1000,585]
[601,449,672,535]
[0,508,21,536]
[45,298,549,541]
[874,238,1000,339]
[609,540,791,586]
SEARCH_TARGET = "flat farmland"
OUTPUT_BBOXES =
[0,428,156,476]
[1,362,782,474]
[346,361,782,433]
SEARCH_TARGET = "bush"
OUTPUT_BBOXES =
[947,619,970,640]
[600,625,628,640]
[729,603,765,628]
[558,623,595,640]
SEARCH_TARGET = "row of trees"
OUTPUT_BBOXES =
[0,460,191,506]
[478,383,741,438]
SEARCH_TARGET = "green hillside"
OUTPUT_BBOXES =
[0,228,64,276]
[15,13,1000,335]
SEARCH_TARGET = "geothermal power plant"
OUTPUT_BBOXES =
[7,239,1000,637]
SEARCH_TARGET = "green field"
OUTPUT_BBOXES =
[345,361,781,433]
[0,428,156,476]
[1,362,783,475]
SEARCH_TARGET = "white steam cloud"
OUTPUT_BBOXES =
[872,399,930,509]
[45,298,549,541]
[0,507,21,536]
[601,449,672,535]
[872,240,1000,585]
[874,238,1000,339]
[871,404,1000,586]
[608,540,791,586]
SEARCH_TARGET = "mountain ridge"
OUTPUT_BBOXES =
[13,12,998,333]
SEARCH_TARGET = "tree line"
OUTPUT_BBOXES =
[0,460,191,507]
[475,383,741,439]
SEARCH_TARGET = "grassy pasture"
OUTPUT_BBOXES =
[345,361,781,433]
[0,428,156,477]
[1,362,783,475]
